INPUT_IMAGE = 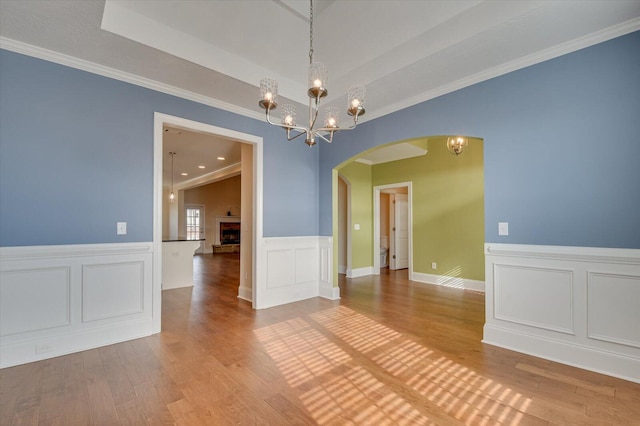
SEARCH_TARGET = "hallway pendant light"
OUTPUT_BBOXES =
[258,0,366,147]
[169,151,176,202]
[447,136,468,155]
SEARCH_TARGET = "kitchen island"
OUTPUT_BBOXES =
[161,239,203,290]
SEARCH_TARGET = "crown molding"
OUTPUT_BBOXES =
[0,37,264,122]
[2,17,639,125]
[364,18,640,123]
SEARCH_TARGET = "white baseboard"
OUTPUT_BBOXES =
[484,243,640,383]
[237,285,252,302]
[411,271,485,292]
[320,282,341,300]
[0,243,155,368]
[347,266,374,278]
[483,324,640,384]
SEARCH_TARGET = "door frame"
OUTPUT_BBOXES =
[153,112,264,333]
[373,182,413,277]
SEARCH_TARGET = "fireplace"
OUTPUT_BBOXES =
[214,216,241,246]
[220,222,240,245]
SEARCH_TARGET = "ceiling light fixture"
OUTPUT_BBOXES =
[169,151,176,202]
[447,136,468,155]
[258,0,366,147]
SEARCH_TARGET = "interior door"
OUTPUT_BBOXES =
[185,205,205,253]
[391,194,409,270]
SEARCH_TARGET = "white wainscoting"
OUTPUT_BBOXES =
[0,243,154,368]
[257,236,337,309]
[484,243,640,383]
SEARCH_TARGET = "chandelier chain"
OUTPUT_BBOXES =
[309,0,313,64]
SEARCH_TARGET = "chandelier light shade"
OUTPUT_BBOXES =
[258,0,366,147]
[347,85,366,117]
[259,78,278,111]
[447,136,469,155]
[281,104,296,126]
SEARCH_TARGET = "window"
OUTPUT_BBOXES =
[186,207,200,240]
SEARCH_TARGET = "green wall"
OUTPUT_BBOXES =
[338,161,374,269]
[339,136,484,281]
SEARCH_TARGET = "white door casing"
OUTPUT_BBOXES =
[392,193,409,270]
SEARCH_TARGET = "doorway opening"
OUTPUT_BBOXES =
[374,183,412,275]
[152,112,263,333]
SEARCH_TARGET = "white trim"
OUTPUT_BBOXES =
[4,18,639,125]
[0,37,263,122]
[483,324,640,385]
[154,113,264,326]
[484,243,640,383]
[347,267,375,279]
[0,242,152,261]
[237,286,252,302]
[320,283,341,300]
[362,18,640,123]
[411,272,485,292]
[373,182,413,275]
[485,243,640,264]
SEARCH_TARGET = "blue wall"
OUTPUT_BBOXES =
[320,31,640,249]
[2,31,639,249]
[0,50,319,246]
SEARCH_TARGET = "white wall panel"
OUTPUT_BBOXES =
[484,243,640,383]
[587,272,640,348]
[295,247,317,284]
[494,264,574,334]
[0,243,154,368]
[259,237,335,309]
[266,249,295,289]
[0,267,71,336]
[82,261,144,322]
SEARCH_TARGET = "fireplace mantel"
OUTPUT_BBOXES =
[214,216,240,245]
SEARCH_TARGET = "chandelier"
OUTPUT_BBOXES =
[258,0,366,147]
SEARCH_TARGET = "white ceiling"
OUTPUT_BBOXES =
[2,0,639,183]
[163,126,242,190]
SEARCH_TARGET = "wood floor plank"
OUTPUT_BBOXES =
[1,253,639,425]
[516,362,616,397]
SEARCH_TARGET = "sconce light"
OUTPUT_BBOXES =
[447,136,468,155]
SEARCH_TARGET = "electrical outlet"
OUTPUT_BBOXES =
[498,222,509,236]
[117,222,127,235]
[431,262,437,270]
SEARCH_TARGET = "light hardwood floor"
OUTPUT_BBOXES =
[1,253,638,425]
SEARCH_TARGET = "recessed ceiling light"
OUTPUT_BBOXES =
[217,156,225,161]
[198,165,206,169]
[181,173,188,176]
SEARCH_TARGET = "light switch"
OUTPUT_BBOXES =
[498,222,509,236]
[117,222,127,235]
[354,224,360,230]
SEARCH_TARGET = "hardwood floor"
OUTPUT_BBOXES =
[1,253,639,425]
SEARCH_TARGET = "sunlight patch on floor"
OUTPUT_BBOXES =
[255,305,532,424]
